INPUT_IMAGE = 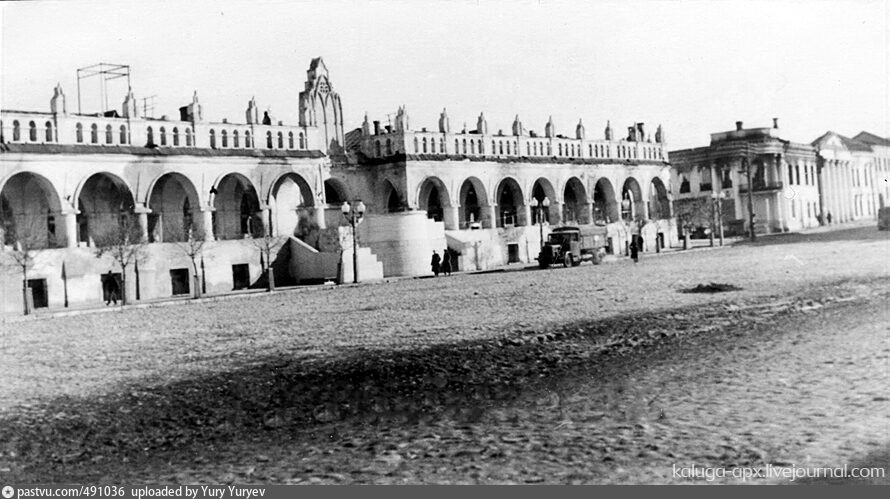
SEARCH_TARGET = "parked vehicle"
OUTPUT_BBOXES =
[538,226,606,268]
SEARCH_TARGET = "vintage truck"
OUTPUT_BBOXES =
[537,225,607,268]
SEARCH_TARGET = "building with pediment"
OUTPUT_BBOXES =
[670,120,888,237]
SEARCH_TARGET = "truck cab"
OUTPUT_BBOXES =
[538,226,605,268]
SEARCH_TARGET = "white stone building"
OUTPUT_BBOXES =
[670,120,888,238]
[1,57,674,314]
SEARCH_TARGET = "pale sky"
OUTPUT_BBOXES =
[1,0,888,150]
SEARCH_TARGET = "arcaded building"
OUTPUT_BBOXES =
[0,57,674,314]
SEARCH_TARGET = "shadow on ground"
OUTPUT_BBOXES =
[0,298,752,482]
[733,225,888,247]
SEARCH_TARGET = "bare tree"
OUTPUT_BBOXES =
[93,215,147,306]
[172,227,207,299]
[1,216,54,315]
[248,224,285,292]
[674,197,711,249]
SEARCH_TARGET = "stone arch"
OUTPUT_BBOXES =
[268,172,314,237]
[563,176,588,224]
[458,176,490,228]
[212,173,261,239]
[416,176,451,223]
[379,178,403,213]
[495,177,526,227]
[146,172,202,242]
[74,172,136,245]
[593,177,619,224]
[621,176,644,221]
[323,178,349,205]
[648,177,670,220]
[0,171,64,248]
[530,177,557,225]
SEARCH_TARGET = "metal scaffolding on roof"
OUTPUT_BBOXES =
[76,63,131,115]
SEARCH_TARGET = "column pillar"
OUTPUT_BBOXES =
[520,203,532,227]
[582,202,593,225]
[258,206,271,236]
[134,204,150,242]
[64,210,78,249]
[482,204,497,229]
[201,209,215,241]
[731,158,743,219]
[548,202,563,226]
[442,205,459,230]
[315,204,327,230]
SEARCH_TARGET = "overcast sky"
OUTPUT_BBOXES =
[1,0,887,149]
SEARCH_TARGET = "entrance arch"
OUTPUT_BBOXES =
[563,176,588,224]
[621,177,644,222]
[380,179,402,213]
[417,176,450,222]
[269,173,314,237]
[458,177,489,228]
[648,177,670,220]
[593,178,619,224]
[76,172,135,245]
[323,178,349,205]
[212,173,260,239]
[495,177,525,227]
[147,172,201,242]
[0,172,64,248]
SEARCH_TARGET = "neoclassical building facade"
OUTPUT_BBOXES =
[670,120,888,236]
[0,57,674,313]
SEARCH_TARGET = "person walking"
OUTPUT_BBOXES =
[105,270,119,305]
[827,211,833,225]
[630,237,639,263]
[431,250,441,277]
[441,248,452,276]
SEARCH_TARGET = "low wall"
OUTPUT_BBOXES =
[357,211,447,277]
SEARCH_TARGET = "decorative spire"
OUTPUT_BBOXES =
[121,86,137,118]
[361,112,371,136]
[545,116,555,138]
[655,124,664,144]
[512,114,523,136]
[438,108,450,133]
[476,112,488,135]
[245,96,258,124]
[51,83,67,115]
[575,119,585,140]
[604,120,613,141]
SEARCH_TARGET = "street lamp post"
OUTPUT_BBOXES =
[711,191,726,246]
[537,196,550,249]
[341,200,366,284]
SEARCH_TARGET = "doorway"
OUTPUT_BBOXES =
[507,243,520,263]
[170,268,190,296]
[27,278,48,309]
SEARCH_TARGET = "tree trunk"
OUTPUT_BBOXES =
[22,266,30,316]
[120,268,127,307]
[192,260,201,299]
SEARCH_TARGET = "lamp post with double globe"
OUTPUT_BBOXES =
[341,200,366,284]
[536,196,551,249]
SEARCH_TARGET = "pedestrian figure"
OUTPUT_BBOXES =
[630,238,639,263]
[431,250,441,276]
[441,248,452,276]
[827,211,833,225]
[105,270,119,305]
